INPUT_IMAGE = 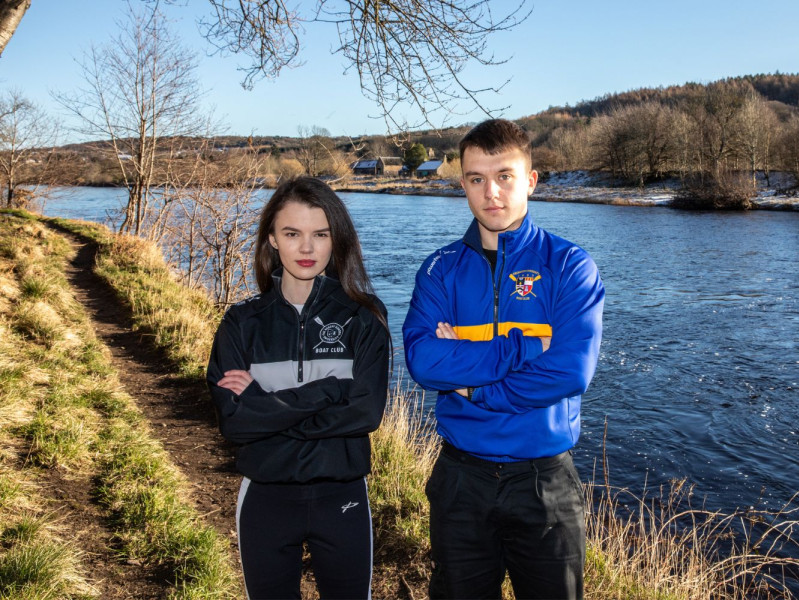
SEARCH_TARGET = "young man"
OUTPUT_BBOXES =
[403,119,604,600]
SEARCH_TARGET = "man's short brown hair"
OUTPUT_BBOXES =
[459,119,533,169]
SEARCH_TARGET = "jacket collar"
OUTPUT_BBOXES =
[462,211,538,255]
[271,267,342,313]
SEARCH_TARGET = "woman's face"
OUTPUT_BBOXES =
[268,201,333,283]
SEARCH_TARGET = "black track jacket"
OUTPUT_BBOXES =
[207,270,389,484]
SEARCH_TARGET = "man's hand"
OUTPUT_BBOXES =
[436,321,459,341]
[435,322,469,397]
[435,322,551,398]
[217,369,254,395]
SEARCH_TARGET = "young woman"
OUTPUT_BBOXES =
[207,177,390,599]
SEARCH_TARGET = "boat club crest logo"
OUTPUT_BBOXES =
[314,316,352,349]
[509,270,541,299]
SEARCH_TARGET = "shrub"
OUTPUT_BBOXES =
[673,172,755,210]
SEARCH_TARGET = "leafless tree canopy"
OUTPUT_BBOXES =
[199,0,531,128]
[0,89,57,207]
[55,4,208,236]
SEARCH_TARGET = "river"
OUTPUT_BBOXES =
[41,186,799,515]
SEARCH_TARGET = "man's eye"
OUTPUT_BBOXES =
[470,177,483,184]
[285,232,298,237]
[315,232,329,238]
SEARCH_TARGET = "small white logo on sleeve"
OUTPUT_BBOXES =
[341,501,359,513]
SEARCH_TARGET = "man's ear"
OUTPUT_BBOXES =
[529,170,539,194]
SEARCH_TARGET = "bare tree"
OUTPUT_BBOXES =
[688,81,749,180]
[776,117,799,186]
[55,3,207,237]
[4,2,530,132]
[735,90,779,189]
[163,142,263,306]
[589,102,677,186]
[0,89,57,208]
[0,0,29,57]
[199,0,531,128]
[294,125,357,180]
[295,125,333,177]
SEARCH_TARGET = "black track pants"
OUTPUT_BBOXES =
[427,443,585,600]
[236,477,373,600]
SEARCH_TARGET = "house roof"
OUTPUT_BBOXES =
[379,156,403,166]
[417,160,444,171]
[353,159,378,169]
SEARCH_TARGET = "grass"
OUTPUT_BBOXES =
[369,378,439,595]
[48,216,219,377]
[4,208,798,598]
[0,210,240,598]
[0,539,85,600]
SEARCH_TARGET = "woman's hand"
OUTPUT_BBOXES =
[217,369,254,395]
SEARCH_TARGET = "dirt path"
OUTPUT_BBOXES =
[58,229,245,596]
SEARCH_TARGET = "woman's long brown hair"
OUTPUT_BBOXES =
[254,177,387,329]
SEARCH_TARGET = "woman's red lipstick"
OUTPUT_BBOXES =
[296,260,316,267]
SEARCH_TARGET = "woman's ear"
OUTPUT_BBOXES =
[268,234,278,250]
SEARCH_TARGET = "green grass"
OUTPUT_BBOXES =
[0,210,240,598]
[48,216,219,377]
[0,541,78,600]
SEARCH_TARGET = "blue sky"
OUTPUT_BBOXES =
[1,0,798,143]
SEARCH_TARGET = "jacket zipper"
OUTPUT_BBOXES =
[294,278,325,383]
[493,238,506,338]
[297,313,306,382]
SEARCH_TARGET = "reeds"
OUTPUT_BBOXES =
[583,422,799,599]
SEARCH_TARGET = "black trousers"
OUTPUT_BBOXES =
[236,477,373,600]
[426,443,585,600]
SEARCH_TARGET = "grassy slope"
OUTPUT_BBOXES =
[0,210,239,599]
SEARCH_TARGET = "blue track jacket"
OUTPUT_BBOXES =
[403,212,604,461]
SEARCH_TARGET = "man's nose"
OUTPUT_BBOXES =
[485,179,499,199]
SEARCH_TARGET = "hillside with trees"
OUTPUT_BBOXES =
[4,74,799,212]
[516,74,799,208]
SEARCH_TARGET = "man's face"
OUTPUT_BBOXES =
[460,146,538,249]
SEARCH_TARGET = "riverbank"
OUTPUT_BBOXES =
[333,171,799,210]
[2,208,796,598]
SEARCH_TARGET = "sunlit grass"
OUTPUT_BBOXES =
[0,210,240,598]
[0,540,86,600]
[49,217,219,377]
[370,375,437,558]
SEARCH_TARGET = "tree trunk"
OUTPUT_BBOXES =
[0,0,31,56]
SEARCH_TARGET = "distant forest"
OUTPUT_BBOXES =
[8,73,799,209]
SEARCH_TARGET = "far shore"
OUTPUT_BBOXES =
[333,171,799,211]
[39,171,799,211]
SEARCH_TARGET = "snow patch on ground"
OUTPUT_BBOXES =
[342,171,799,210]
